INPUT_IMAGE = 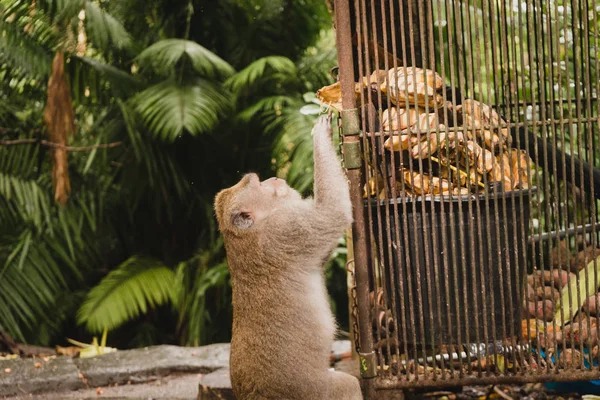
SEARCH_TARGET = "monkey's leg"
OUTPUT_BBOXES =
[328,370,363,400]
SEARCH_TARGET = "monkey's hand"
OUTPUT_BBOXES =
[312,114,333,139]
[312,115,353,227]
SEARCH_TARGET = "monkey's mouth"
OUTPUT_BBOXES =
[261,177,288,197]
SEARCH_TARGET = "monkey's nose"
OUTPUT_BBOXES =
[245,173,260,184]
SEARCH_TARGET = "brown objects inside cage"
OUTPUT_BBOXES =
[329,0,600,391]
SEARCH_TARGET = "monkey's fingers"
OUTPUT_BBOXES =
[312,115,333,137]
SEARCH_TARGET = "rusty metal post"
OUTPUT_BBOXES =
[333,0,376,398]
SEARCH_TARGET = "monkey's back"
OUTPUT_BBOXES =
[229,262,336,399]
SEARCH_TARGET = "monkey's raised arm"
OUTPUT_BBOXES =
[312,116,353,228]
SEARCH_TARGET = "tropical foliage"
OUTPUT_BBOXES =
[0,0,345,348]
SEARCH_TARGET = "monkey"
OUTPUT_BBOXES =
[214,115,362,400]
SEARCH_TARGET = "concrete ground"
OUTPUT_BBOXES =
[5,373,202,400]
[0,341,588,399]
[0,342,354,400]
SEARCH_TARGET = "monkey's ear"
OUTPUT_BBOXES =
[231,211,254,229]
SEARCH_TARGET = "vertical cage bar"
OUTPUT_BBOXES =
[332,1,376,395]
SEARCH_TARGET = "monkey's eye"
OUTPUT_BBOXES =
[231,211,254,229]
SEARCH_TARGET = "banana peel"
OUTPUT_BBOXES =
[66,329,117,359]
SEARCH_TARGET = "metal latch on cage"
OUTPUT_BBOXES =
[359,352,377,378]
[340,108,361,170]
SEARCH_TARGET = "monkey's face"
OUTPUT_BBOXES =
[214,173,301,235]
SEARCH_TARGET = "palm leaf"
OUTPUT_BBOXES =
[236,95,295,122]
[297,29,337,90]
[175,235,229,345]
[271,107,318,193]
[131,79,231,142]
[136,39,234,78]
[239,94,319,193]
[225,56,297,93]
[34,0,132,51]
[1,0,58,49]
[68,56,142,101]
[77,256,178,333]
[0,172,53,230]
[175,261,229,346]
[0,19,53,78]
[0,139,40,177]
[36,0,81,26]
[0,231,77,341]
[117,100,192,207]
[84,1,133,51]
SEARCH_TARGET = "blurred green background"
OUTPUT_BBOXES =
[2,0,598,351]
[0,0,348,349]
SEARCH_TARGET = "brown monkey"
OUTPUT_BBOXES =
[214,116,362,400]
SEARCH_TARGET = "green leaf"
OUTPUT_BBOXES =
[0,172,52,230]
[84,1,133,51]
[132,79,231,142]
[72,56,142,93]
[176,259,229,346]
[555,255,600,325]
[0,231,75,342]
[36,0,81,26]
[270,100,321,193]
[225,56,297,93]
[0,19,53,78]
[77,256,178,333]
[136,39,234,78]
[236,95,294,122]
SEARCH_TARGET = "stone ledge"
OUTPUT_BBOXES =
[0,341,356,399]
[198,368,235,400]
[0,357,84,396]
[74,344,230,387]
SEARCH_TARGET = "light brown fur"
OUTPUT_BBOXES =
[214,116,362,400]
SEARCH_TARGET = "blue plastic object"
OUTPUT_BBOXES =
[536,348,600,394]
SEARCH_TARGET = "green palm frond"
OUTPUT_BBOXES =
[0,138,40,177]
[271,105,319,193]
[67,56,142,101]
[225,56,297,93]
[234,91,318,192]
[0,172,52,230]
[117,100,192,204]
[0,141,54,230]
[136,39,234,78]
[1,0,58,49]
[0,19,53,78]
[236,95,295,122]
[33,0,132,50]
[131,79,231,142]
[36,0,81,26]
[77,256,178,333]
[0,144,51,225]
[175,234,229,345]
[0,231,77,341]
[84,1,133,51]
[297,29,337,90]
[175,261,229,346]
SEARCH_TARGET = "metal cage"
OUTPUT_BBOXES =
[331,0,600,396]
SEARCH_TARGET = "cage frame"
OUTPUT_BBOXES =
[332,0,600,396]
